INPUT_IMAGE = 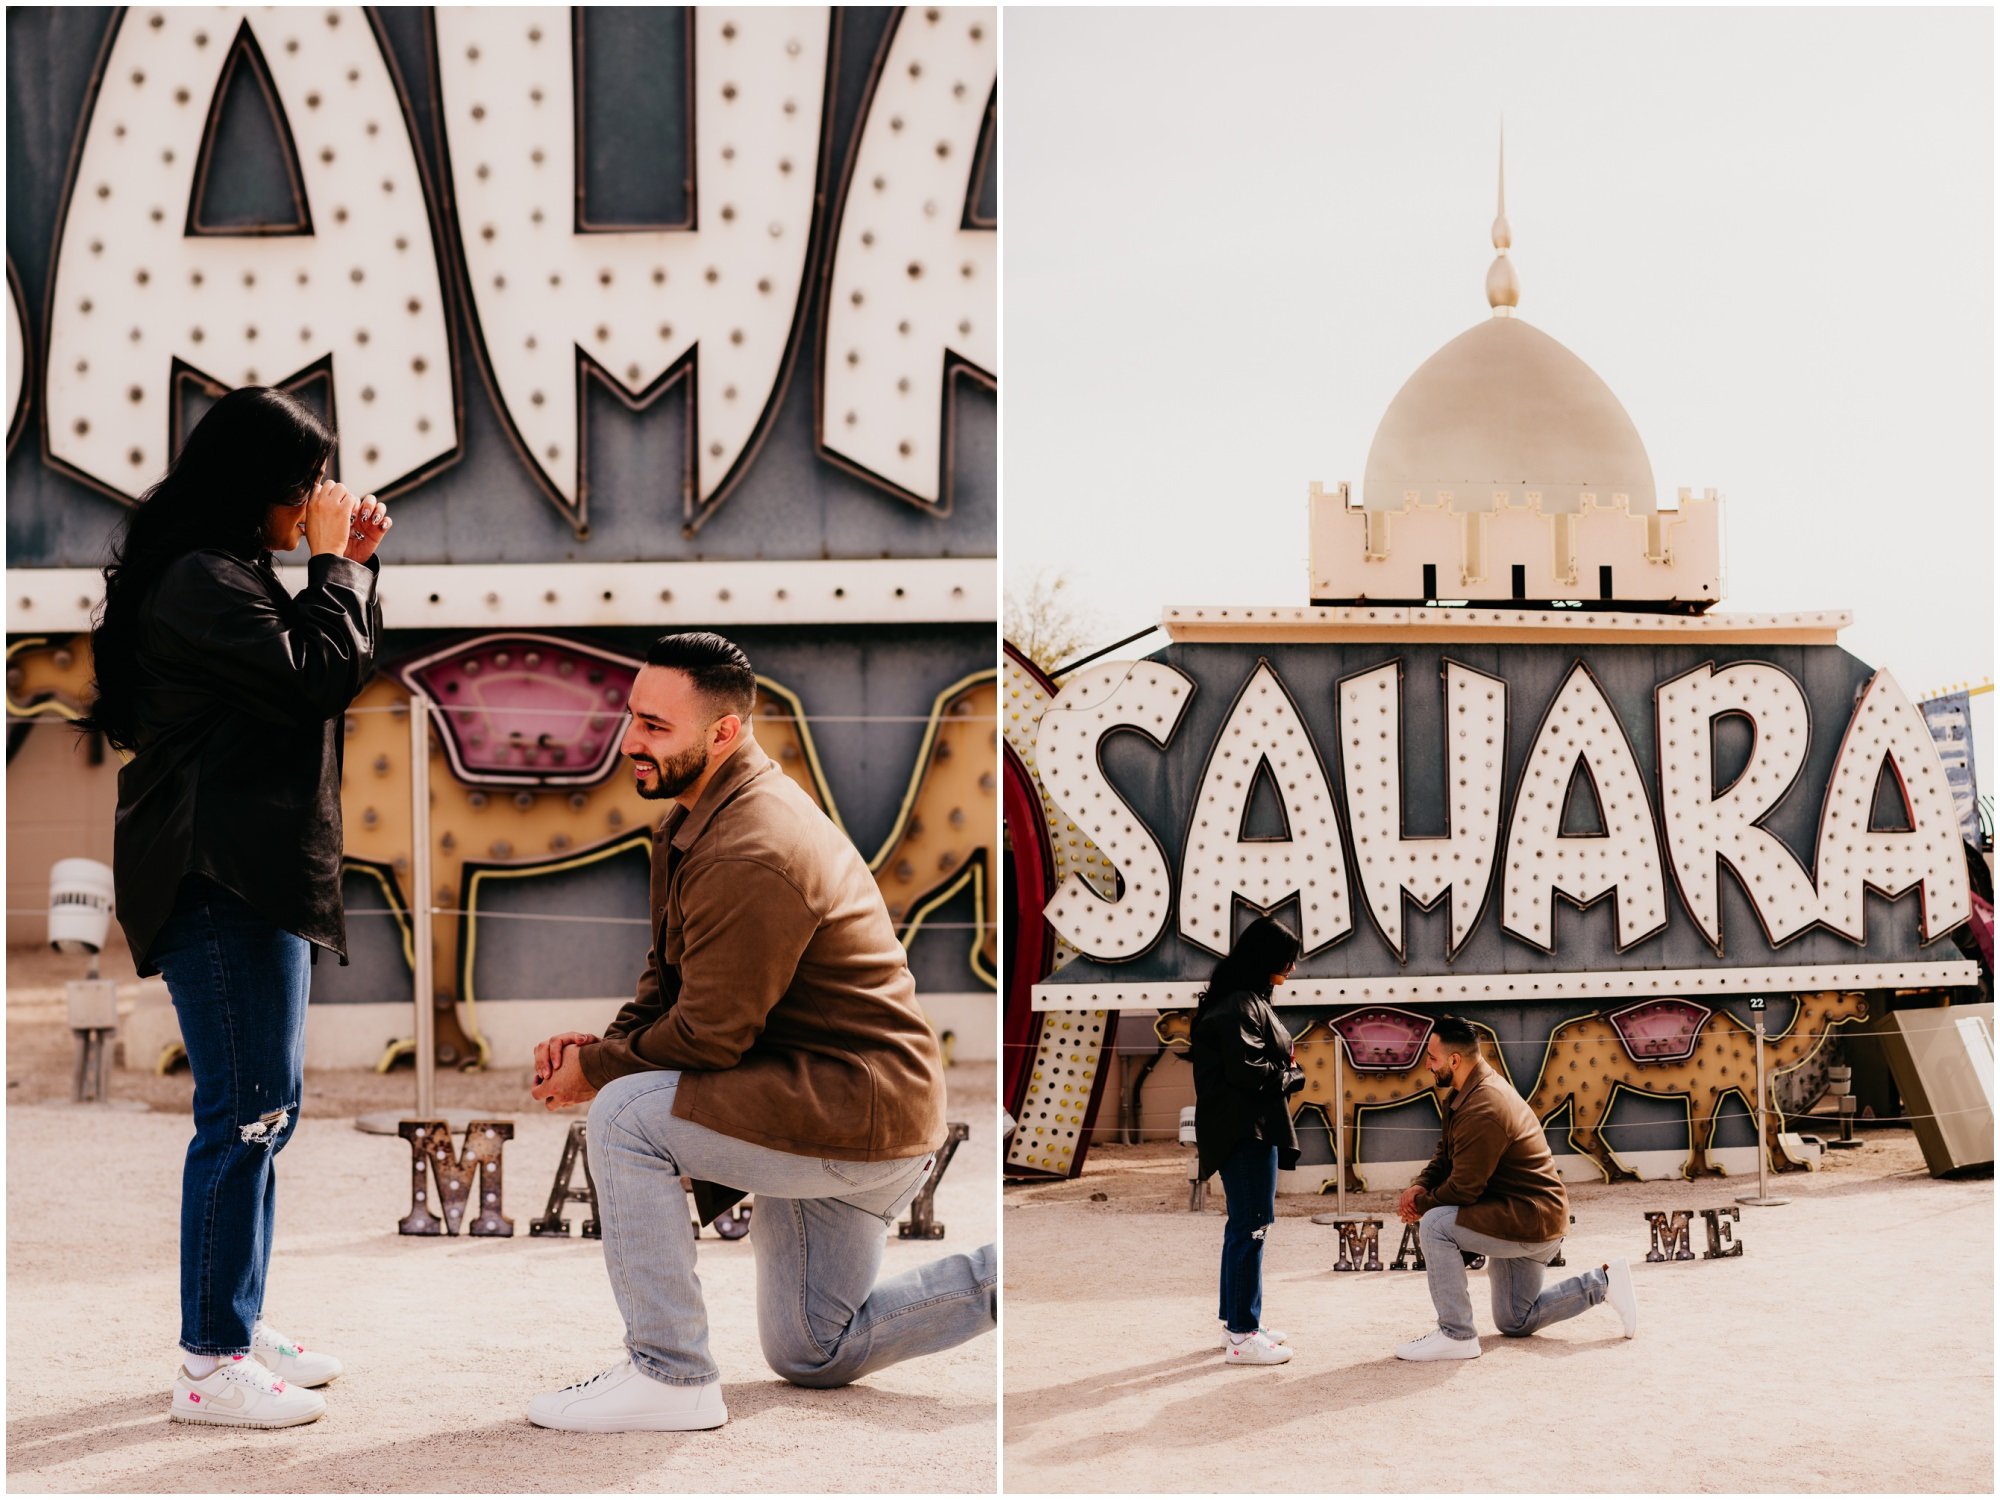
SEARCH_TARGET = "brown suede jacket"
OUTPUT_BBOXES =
[1414,1057,1570,1243]
[575,736,947,1162]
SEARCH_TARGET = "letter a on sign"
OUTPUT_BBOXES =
[47,7,456,501]
[1814,671,1970,942]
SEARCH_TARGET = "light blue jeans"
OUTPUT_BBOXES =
[1419,1204,1607,1341]
[587,1071,997,1388]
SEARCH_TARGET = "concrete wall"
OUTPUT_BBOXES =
[5,719,133,970]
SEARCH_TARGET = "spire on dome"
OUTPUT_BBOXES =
[1485,125,1519,314]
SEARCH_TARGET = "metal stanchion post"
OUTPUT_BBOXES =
[1826,1063,1864,1149]
[1333,1034,1348,1218]
[1313,1035,1363,1251]
[409,693,436,1122]
[358,694,472,1136]
[1736,1013,1790,1208]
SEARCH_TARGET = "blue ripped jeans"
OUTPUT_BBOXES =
[150,875,310,1356]
[1217,1139,1279,1336]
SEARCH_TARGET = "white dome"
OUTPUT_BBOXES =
[1362,315,1657,515]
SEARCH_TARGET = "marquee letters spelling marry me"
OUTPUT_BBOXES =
[1031,644,1972,986]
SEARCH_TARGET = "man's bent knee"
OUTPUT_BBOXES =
[760,1326,860,1390]
[1418,1205,1457,1240]
[586,1071,656,1134]
[769,1353,857,1391]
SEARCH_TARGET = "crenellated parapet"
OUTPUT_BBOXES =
[1309,480,1722,607]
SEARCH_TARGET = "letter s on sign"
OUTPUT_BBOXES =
[1035,661,1194,961]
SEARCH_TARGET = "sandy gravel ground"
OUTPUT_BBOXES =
[5,988,997,1494]
[1003,1139,1992,1494]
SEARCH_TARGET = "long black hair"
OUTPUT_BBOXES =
[1195,915,1302,1012]
[78,387,335,751]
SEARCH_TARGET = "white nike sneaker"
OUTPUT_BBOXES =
[1222,1330,1293,1366]
[1603,1259,1639,1338]
[252,1321,344,1388]
[1394,1328,1482,1361]
[171,1354,327,1428]
[527,1359,727,1432]
[1218,1322,1289,1349]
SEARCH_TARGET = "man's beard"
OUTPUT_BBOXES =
[632,741,708,800]
[1430,1066,1453,1088]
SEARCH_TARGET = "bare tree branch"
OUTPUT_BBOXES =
[1004,567,1103,673]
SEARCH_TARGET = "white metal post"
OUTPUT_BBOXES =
[410,693,436,1122]
[1333,1033,1347,1217]
[1736,1012,1790,1207]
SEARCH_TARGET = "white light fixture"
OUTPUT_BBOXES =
[49,857,125,1103]
[48,857,114,960]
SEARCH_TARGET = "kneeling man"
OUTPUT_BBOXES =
[1394,1016,1637,1360]
[526,632,996,1430]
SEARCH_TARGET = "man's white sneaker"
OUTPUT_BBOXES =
[171,1355,326,1428]
[1218,1323,1289,1349]
[527,1360,727,1432]
[1603,1259,1639,1338]
[252,1321,344,1388]
[1222,1330,1293,1366]
[1394,1328,1482,1361]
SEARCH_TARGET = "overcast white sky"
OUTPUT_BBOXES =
[1002,5,1995,795]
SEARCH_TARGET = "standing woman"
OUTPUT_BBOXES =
[1191,915,1306,1366]
[80,387,390,1427]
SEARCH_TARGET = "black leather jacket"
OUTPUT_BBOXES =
[1191,988,1301,1180]
[111,548,381,975]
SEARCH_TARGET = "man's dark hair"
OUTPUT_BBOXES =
[1431,1015,1481,1055]
[643,631,756,721]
